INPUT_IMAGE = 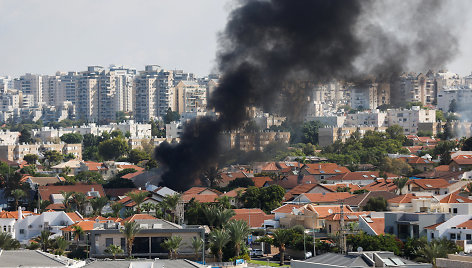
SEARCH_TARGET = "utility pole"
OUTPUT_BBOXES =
[313,229,316,257]
[340,202,346,255]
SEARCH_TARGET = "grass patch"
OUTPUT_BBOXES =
[248,260,289,267]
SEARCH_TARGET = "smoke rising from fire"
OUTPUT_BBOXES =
[155,0,459,191]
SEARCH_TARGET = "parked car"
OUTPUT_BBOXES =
[250,248,263,257]
[272,253,291,261]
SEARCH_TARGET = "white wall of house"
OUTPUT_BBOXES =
[15,211,74,243]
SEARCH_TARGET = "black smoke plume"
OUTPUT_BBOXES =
[155,0,458,191]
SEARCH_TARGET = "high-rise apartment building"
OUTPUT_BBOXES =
[174,80,207,114]
[134,65,175,122]
[14,73,44,106]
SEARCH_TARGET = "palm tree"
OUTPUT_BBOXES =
[72,192,87,216]
[226,220,250,257]
[216,196,232,209]
[162,194,181,223]
[141,203,154,214]
[53,237,69,256]
[63,166,72,176]
[0,232,20,249]
[161,235,183,259]
[415,241,446,268]
[126,191,149,213]
[90,196,108,216]
[191,236,203,261]
[35,230,52,252]
[39,200,52,213]
[210,228,230,262]
[61,191,75,212]
[202,205,218,228]
[215,208,235,228]
[201,166,222,188]
[270,229,292,265]
[12,189,25,209]
[121,221,141,258]
[111,201,124,217]
[393,177,409,195]
[72,225,84,249]
[105,244,124,260]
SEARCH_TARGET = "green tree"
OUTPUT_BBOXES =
[72,225,84,248]
[115,111,127,123]
[210,228,230,262]
[75,171,103,184]
[141,203,155,214]
[347,232,402,255]
[0,232,20,250]
[161,235,183,259]
[226,220,250,257]
[60,133,83,144]
[128,149,150,164]
[462,137,472,151]
[90,197,108,216]
[19,128,33,144]
[43,150,63,166]
[414,238,461,268]
[363,197,388,211]
[386,125,405,141]
[53,236,70,256]
[164,108,180,124]
[162,194,181,223]
[35,230,52,252]
[23,154,39,165]
[201,166,222,188]
[436,110,445,122]
[227,177,254,189]
[98,138,129,160]
[265,229,292,265]
[379,157,413,176]
[302,121,323,145]
[105,244,124,260]
[126,191,149,213]
[434,140,458,165]
[241,185,285,212]
[111,202,124,217]
[61,191,75,212]
[121,221,141,258]
[72,192,87,216]
[393,177,409,195]
[191,236,203,261]
[11,189,25,209]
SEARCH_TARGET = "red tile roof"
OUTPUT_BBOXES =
[425,221,445,230]
[84,161,107,171]
[303,163,350,175]
[283,183,320,201]
[122,214,157,222]
[362,216,385,235]
[66,212,83,222]
[222,188,246,198]
[361,179,397,192]
[39,184,106,201]
[181,194,219,203]
[118,165,144,172]
[45,203,65,210]
[271,204,305,214]
[183,187,222,195]
[409,178,451,190]
[307,205,353,218]
[61,221,96,232]
[262,162,279,172]
[457,220,472,229]
[299,192,353,203]
[435,165,450,172]
[388,194,434,204]
[121,171,145,179]
[440,193,472,204]
[321,183,361,192]
[251,177,273,188]
[452,155,472,165]
[0,210,35,219]
[231,209,274,228]
[266,175,317,189]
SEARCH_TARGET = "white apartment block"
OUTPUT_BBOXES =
[349,83,378,110]
[344,110,388,127]
[387,106,436,135]
[394,73,436,105]
[134,65,175,122]
[174,80,207,114]
[437,85,472,112]
[14,73,44,105]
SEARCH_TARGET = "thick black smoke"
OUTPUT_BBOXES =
[155,0,458,191]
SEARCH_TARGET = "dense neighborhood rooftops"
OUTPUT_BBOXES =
[409,178,451,190]
[302,163,350,175]
[296,192,353,203]
[361,179,397,192]
[439,193,472,203]
[451,155,472,165]
[326,171,384,181]
[341,191,397,207]
[251,176,273,187]
[38,184,106,201]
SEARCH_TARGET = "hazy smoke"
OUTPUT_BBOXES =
[155,0,459,191]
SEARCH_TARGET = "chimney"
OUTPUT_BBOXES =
[18,207,22,220]
[0,207,2,212]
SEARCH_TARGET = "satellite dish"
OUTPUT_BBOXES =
[357,247,363,253]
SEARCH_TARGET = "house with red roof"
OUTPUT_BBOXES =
[360,178,400,193]
[324,211,370,235]
[251,176,273,188]
[407,178,451,195]
[300,163,350,181]
[450,155,472,171]
[425,214,472,253]
[438,192,472,215]
[388,194,439,213]
[341,191,397,211]
[219,171,249,187]
[359,213,385,235]
[399,156,434,172]
[325,171,396,186]
[283,183,334,201]
[231,208,274,228]
[263,175,317,190]
[181,187,221,204]
[0,209,36,239]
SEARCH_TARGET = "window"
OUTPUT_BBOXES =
[431,233,434,239]
[453,208,458,214]
[450,233,456,240]
[121,238,126,251]
[106,238,113,247]
[19,229,24,234]
[467,234,471,240]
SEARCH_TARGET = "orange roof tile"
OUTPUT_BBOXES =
[84,161,106,171]
[435,165,450,172]
[361,179,397,192]
[262,162,279,172]
[266,175,317,189]
[119,165,145,172]
[222,188,246,198]
[425,221,445,230]
[0,210,35,219]
[440,193,472,204]
[231,209,274,228]
[39,184,106,201]
[362,216,385,235]
[181,194,218,203]
[183,187,221,195]
[61,221,96,232]
[308,205,353,218]
[121,171,145,179]
[284,183,320,201]
[66,212,83,222]
[321,183,361,192]
[251,177,273,188]
[122,214,157,222]
[458,220,472,229]
[409,178,451,190]
[452,155,472,165]
[326,171,383,182]
[303,163,350,175]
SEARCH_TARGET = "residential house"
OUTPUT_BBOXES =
[341,191,397,211]
[89,214,206,258]
[384,212,451,241]
[438,192,472,215]
[283,184,334,202]
[61,217,121,247]
[251,177,273,188]
[24,176,65,190]
[0,209,36,239]
[219,171,249,187]
[360,179,400,193]
[231,208,274,228]
[15,210,82,244]
[291,192,353,204]
[399,156,434,172]
[450,155,472,171]
[51,160,82,175]
[324,211,370,235]
[325,171,391,186]
[407,179,451,195]
[425,215,472,253]
[264,175,317,190]
[181,187,221,204]
[299,163,350,181]
[117,190,160,214]
[388,194,439,213]
[359,213,385,236]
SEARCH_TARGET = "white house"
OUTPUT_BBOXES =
[425,215,472,253]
